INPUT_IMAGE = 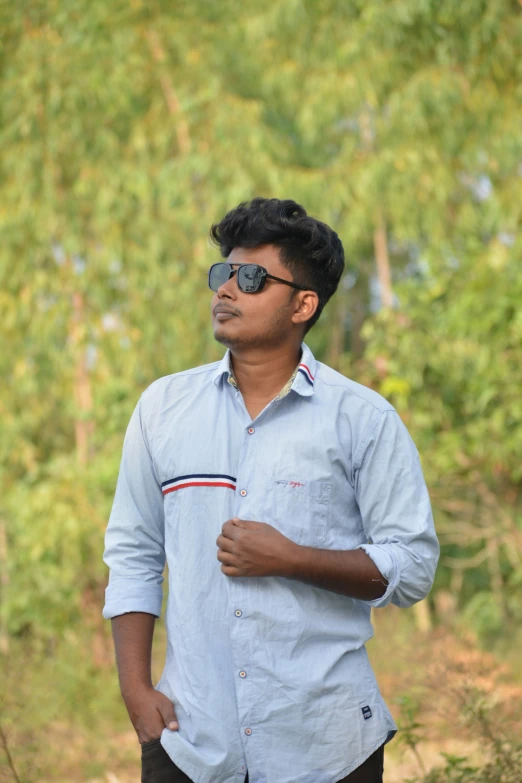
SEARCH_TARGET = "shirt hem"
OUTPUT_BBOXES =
[160,735,245,783]
[160,729,392,783]
[329,731,391,783]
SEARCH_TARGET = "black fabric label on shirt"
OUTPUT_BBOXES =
[361,706,372,720]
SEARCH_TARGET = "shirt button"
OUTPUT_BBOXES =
[239,670,247,678]
[240,489,247,497]
[235,609,242,617]
[247,427,255,434]
[244,728,252,736]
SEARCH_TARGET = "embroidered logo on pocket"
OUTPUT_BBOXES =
[267,476,331,547]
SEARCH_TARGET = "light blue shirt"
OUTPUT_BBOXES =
[102,341,439,783]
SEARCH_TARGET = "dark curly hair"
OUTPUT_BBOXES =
[209,197,345,334]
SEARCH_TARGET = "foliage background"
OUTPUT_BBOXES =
[1,1,521,780]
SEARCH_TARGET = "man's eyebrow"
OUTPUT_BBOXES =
[225,261,262,269]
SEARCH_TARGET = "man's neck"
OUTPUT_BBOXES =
[229,344,302,401]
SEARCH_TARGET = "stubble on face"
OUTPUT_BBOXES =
[214,294,295,352]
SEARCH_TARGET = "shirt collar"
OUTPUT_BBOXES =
[212,341,317,398]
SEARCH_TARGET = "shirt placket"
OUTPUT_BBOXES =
[226,382,285,781]
[226,412,259,778]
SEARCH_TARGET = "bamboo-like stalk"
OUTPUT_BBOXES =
[145,28,191,156]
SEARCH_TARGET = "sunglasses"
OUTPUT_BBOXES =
[208,262,314,294]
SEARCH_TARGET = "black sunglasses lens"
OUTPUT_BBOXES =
[237,264,266,293]
[209,263,232,291]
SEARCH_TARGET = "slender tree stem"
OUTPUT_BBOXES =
[0,723,22,783]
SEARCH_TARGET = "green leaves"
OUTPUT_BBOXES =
[1,0,521,640]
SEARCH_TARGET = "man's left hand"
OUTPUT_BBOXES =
[216,518,297,578]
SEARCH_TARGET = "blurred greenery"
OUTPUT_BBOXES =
[403,683,522,783]
[1,0,521,779]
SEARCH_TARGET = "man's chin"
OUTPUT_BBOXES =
[213,326,258,350]
[213,326,238,348]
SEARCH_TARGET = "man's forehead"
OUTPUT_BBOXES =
[227,245,282,266]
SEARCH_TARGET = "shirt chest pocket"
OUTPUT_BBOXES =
[264,476,332,547]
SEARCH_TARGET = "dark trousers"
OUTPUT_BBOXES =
[141,739,384,783]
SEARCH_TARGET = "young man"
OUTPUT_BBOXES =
[102,198,439,783]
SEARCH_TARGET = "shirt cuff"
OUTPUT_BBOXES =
[355,543,399,608]
[102,579,163,620]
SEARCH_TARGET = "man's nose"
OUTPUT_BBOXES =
[217,270,238,297]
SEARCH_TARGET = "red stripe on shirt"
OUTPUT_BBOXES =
[299,363,314,381]
[163,481,237,495]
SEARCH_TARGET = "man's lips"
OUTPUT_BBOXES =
[213,307,240,318]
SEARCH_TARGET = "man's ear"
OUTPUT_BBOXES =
[291,291,319,327]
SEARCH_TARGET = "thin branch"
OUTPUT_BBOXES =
[442,548,490,569]
[0,722,22,783]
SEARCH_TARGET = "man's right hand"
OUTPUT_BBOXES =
[124,685,179,744]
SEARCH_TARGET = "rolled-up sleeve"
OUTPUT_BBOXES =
[102,391,166,620]
[353,409,439,609]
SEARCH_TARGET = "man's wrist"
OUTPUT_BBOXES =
[121,680,154,703]
[279,540,312,579]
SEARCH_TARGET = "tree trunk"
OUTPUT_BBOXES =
[373,213,393,309]
[413,598,432,633]
[69,290,94,466]
[359,109,393,309]
[0,518,8,654]
[328,284,347,370]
